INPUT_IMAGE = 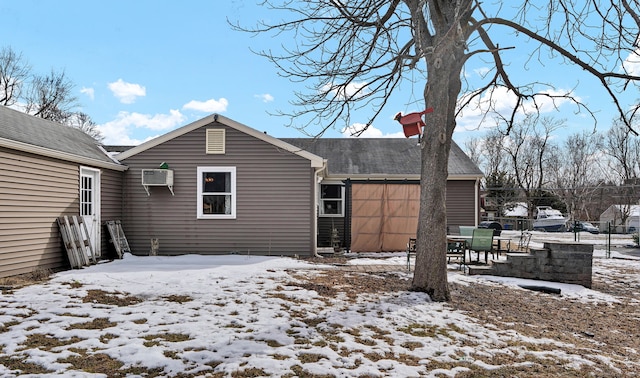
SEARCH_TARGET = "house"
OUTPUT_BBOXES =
[1,108,483,278]
[0,105,126,279]
[599,204,640,233]
[282,138,484,252]
[502,202,530,230]
[114,114,326,257]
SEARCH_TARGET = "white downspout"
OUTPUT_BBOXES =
[312,162,327,258]
[475,177,481,226]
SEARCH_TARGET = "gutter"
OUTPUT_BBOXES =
[475,177,481,226]
[312,161,328,258]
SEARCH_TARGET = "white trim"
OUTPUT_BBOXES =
[475,177,481,226]
[115,114,325,168]
[321,173,483,181]
[312,165,326,257]
[197,166,236,219]
[80,166,101,256]
[319,182,345,217]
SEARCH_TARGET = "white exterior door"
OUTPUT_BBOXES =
[80,167,100,257]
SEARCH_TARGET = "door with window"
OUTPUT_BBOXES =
[80,167,100,256]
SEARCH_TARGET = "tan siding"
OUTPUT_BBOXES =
[120,123,315,257]
[0,147,79,278]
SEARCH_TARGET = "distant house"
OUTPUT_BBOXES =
[599,204,640,233]
[282,138,483,252]
[0,105,126,279]
[1,108,483,278]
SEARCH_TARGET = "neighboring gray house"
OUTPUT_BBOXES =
[283,139,484,252]
[0,105,126,279]
[599,204,640,233]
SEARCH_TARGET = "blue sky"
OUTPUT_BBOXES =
[1,1,636,146]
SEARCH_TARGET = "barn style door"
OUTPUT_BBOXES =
[350,183,419,252]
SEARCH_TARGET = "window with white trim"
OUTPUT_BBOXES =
[319,183,344,217]
[197,167,236,219]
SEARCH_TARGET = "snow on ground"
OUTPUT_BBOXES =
[0,232,638,377]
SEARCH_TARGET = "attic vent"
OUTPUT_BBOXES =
[206,129,225,154]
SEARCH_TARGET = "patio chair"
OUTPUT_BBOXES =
[518,231,532,251]
[459,226,475,237]
[468,228,497,263]
[446,239,465,269]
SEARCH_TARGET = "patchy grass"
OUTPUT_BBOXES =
[143,333,191,347]
[230,367,268,377]
[263,339,284,347]
[398,323,449,338]
[64,281,83,289]
[18,334,83,351]
[0,355,52,375]
[99,333,119,343]
[82,289,143,306]
[66,317,116,330]
[0,268,52,291]
[287,364,336,378]
[58,350,124,376]
[0,320,19,333]
[298,353,327,363]
[3,257,640,377]
[401,341,424,350]
[161,294,192,303]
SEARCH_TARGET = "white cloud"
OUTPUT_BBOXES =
[474,67,491,77]
[97,110,186,145]
[341,123,406,138]
[323,81,369,100]
[254,93,274,103]
[455,86,577,133]
[108,79,146,104]
[183,98,229,112]
[80,87,94,100]
[622,48,640,76]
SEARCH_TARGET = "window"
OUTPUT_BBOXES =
[80,174,93,216]
[197,167,236,219]
[319,183,344,217]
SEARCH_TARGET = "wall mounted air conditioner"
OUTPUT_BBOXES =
[141,169,174,196]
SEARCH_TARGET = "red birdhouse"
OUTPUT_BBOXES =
[394,107,434,138]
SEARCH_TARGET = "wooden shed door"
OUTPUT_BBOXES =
[80,167,100,256]
[350,183,419,252]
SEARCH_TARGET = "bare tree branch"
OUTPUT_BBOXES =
[24,69,77,123]
[234,0,640,302]
[0,46,31,106]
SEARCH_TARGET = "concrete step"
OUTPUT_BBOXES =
[467,265,495,275]
[491,260,512,274]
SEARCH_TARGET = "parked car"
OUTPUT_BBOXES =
[568,221,599,234]
[478,221,502,236]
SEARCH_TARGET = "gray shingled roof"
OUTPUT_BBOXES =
[0,105,114,164]
[281,138,483,177]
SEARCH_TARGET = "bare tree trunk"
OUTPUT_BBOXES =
[412,128,451,301]
[410,29,463,301]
